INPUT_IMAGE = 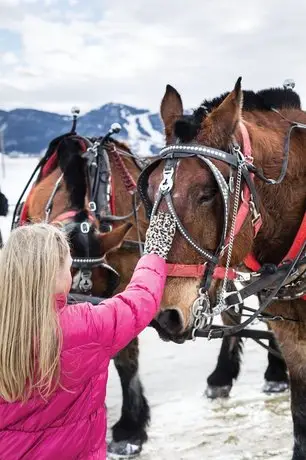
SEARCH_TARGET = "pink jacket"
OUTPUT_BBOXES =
[0,254,166,459]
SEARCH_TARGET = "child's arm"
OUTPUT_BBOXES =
[89,212,176,357]
[90,254,166,357]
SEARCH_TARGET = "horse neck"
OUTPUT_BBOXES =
[244,110,306,264]
[28,168,71,222]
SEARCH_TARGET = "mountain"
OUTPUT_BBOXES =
[0,103,166,157]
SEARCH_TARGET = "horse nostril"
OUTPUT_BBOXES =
[157,309,183,335]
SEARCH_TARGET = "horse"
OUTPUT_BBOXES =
[138,78,306,459]
[14,130,150,459]
[142,83,293,399]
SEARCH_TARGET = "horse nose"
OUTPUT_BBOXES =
[156,309,184,336]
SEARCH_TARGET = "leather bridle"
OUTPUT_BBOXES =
[138,121,306,339]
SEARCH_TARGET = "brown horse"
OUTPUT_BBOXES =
[140,79,306,459]
[19,132,150,458]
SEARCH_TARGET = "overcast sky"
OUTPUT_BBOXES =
[0,0,305,114]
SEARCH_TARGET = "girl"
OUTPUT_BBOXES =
[0,212,176,459]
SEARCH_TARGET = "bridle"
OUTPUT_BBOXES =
[41,134,121,298]
[138,120,306,340]
[50,210,120,298]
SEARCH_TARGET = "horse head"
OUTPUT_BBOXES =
[28,134,132,299]
[139,78,305,343]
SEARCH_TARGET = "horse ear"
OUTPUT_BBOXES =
[99,222,132,254]
[209,77,243,135]
[160,84,184,143]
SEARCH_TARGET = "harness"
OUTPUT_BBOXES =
[138,120,306,340]
[12,131,146,301]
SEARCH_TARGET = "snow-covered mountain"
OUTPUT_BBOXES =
[0,103,165,157]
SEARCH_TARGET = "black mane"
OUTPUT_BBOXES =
[175,86,302,143]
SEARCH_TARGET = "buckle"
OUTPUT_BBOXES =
[89,201,97,212]
[159,167,175,193]
[236,271,252,282]
[249,199,261,227]
[80,222,90,233]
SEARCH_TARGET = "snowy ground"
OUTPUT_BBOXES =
[0,157,293,460]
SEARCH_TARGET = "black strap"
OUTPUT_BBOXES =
[11,158,46,230]
[137,157,163,218]
[241,166,261,210]
[201,241,306,339]
[159,145,239,168]
[252,120,305,185]
[195,325,273,340]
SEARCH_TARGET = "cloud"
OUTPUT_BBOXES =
[1,51,18,65]
[0,0,306,114]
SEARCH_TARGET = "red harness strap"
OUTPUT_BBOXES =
[41,151,58,177]
[51,210,96,226]
[167,263,237,280]
[110,177,116,215]
[244,213,306,300]
[19,187,34,225]
[109,144,137,194]
[225,122,262,244]
[285,213,306,261]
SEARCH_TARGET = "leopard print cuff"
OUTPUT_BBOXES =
[144,212,176,259]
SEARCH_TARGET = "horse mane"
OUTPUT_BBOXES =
[175,87,302,143]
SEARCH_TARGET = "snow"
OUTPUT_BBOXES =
[0,157,293,460]
[121,109,164,157]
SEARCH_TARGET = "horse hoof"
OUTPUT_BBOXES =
[205,384,232,399]
[262,380,289,394]
[107,440,142,459]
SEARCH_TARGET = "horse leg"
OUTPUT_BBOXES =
[205,335,243,399]
[108,337,150,459]
[205,309,243,399]
[269,301,306,460]
[262,330,289,394]
[291,376,306,460]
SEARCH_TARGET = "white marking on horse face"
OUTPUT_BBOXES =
[72,270,81,290]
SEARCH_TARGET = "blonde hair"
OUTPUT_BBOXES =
[0,223,70,402]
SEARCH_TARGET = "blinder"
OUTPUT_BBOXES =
[137,157,164,219]
[52,211,120,300]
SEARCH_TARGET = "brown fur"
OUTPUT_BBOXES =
[150,79,306,458]
[150,81,306,353]
[27,143,149,296]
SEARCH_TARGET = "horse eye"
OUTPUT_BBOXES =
[198,187,218,204]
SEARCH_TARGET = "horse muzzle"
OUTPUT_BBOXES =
[150,308,190,344]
